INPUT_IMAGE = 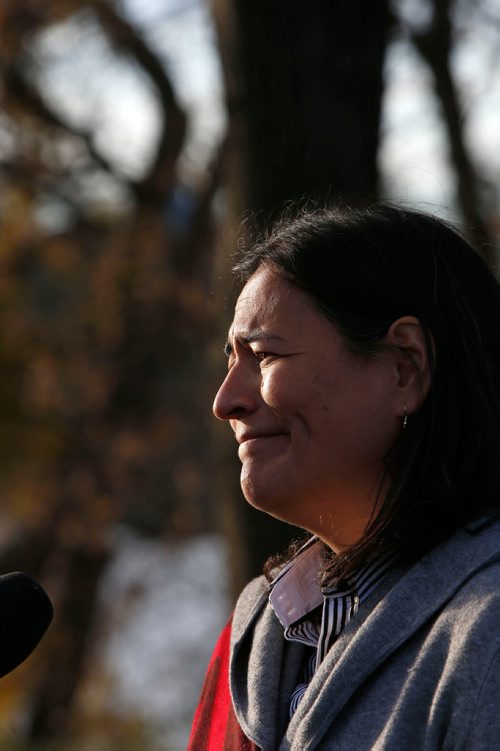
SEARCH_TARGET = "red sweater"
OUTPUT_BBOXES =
[188,618,259,750]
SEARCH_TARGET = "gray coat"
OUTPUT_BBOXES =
[230,516,500,750]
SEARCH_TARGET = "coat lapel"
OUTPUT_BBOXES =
[283,519,500,749]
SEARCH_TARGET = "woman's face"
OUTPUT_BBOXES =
[213,267,401,550]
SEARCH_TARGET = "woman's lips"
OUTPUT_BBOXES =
[237,433,288,458]
[237,430,287,443]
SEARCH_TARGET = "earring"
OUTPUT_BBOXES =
[402,403,408,430]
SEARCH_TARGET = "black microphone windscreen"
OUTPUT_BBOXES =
[0,572,53,678]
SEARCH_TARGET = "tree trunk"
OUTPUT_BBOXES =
[27,544,109,741]
[212,0,392,591]
[410,0,495,263]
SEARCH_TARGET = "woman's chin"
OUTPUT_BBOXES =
[241,473,278,512]
[240,471,298,523]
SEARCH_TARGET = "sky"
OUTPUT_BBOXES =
[31,0,500,231]
[35,0,225,183]
[15,1,500,745]
[380,8,500,221]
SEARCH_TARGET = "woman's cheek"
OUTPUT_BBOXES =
[259,372,275,405]
[260,368,284,409]
[261,364,303,416]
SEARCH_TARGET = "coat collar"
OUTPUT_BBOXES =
[230,516,500,751]
[285,516,500,749]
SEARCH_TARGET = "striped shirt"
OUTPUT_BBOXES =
[269,538,396,716]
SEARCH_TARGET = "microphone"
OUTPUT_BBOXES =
[0,572,53,678]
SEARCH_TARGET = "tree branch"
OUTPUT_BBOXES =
[88,0,187,203]
[405,0,495,261]
[1,0,187,205]
[1,61,130,188]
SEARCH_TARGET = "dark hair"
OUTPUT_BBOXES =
[233,203,500,585]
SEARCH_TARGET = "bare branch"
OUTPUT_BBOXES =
[88,0,187,202]
[402,0,495,261]
[1,60,129,187]
[1,0,187,204]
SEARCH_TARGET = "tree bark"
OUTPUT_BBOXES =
[212,0,393,590]
[409,0,495,263]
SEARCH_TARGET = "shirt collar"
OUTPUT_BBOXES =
[269,537,397,629]
[269,537,324,628]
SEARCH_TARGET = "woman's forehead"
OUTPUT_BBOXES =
[229,267,333,346]
[234,268,299,323]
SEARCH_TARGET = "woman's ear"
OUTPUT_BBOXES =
[384,316,432,416]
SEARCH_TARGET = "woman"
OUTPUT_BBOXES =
[189,204,500,750]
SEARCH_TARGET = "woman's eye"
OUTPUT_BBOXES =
[254,351,271,362]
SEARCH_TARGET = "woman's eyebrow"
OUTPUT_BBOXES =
[238,330,285,344]
[223,331,285,356]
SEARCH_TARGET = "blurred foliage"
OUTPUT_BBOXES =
[0,0,221,744]
[0,714,161,751]
[0,733,160,751]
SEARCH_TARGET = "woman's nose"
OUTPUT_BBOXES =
[213,363,259,421]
